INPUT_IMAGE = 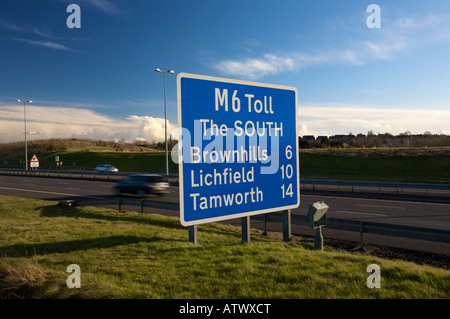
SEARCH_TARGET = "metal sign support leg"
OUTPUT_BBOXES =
[282,210,291,242]
[189,225,198,245]
[262,214,268,236]
[242,216,251,243]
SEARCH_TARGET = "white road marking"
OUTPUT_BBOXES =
[0,186,103,199]
[304,194,450,207]
[335,210,387,217]
[356,204,405,209]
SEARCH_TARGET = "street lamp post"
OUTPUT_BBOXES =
[155,68,174,176]
[17,99,32,170]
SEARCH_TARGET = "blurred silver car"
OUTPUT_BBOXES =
[95,164,119,172]
[113,174,169,197]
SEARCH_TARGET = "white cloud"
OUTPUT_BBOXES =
[215,51,361,80]
[213,13,450,79]
[12,37,75,51]
[298,104,450,136]
[1,17,78,51]
[215,54,297,79]
[0,105,175,144]
[1,104,447,145]
[77,0,121,15]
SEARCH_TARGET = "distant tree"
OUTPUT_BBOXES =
[298,137,309,149]
[320,136,330,147]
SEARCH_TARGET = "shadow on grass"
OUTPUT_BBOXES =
[33,205,279,252]
[39,204,256,241]
[38,204,186,231]
[0,235,163,257]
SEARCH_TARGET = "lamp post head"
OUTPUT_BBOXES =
[155,68,174,74]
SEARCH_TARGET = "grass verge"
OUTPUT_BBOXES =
[299,147,450,183]
[0,195,449,299]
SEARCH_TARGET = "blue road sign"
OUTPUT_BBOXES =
[177,73,299,226]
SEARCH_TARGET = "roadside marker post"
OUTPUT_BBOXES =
[177,73,300,243]
[307,201,329,250]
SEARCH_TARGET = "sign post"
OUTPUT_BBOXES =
[30,154,39,169]
[177,73,300,234]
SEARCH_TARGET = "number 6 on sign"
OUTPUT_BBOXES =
[286,145,292,159]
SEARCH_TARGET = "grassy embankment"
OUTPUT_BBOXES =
[1,140,449,182]
[0,195,448,299]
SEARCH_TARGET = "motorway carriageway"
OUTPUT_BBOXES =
[0,175,449,255]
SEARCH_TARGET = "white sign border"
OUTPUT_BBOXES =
[177,72,300,227]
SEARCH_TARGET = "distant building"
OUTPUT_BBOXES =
[329,135,346,141]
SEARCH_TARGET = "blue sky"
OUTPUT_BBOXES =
[1,0,449,143]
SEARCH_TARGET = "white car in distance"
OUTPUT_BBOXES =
[95,164,119,172]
